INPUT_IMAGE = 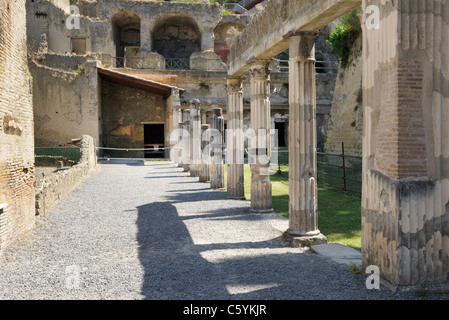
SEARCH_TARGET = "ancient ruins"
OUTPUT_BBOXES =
[0,0,448,291]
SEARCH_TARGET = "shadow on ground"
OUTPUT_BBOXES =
[135,202,376,300]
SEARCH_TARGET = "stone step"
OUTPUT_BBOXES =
[311,243,362,267]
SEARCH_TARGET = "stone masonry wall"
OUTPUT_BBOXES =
[100,79,167,159]
[0,0,35,255]
[325,35,363,156]
[31,59,100,147]
[35,135,97,217]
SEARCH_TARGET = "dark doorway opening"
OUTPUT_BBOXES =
[275,122,286,148]
[144,124,165,158]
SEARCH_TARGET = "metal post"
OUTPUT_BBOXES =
[342,142,347,192]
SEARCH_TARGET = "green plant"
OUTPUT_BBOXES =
[327,8,362,68]
[416,286,428,298]
[356,88,363,104]
[199,82,210,90]
[349,264,361,276]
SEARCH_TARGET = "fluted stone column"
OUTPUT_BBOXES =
[226,77,245,199]
[182,109,191,173]
[189,99,201,177]
[167,88,181,162]
[249,59,273,213]
[177,122,185,168]
[171,107,182,165]
[286,32,326,246]
[210,108,225,189]
[199,124,211,183]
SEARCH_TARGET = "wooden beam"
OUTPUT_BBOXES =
[97,67,185,99]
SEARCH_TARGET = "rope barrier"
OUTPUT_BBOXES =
[96,147,170,151]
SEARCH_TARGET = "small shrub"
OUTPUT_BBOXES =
[199,82,210,90]
[327,8,362,68]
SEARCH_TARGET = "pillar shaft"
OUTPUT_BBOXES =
[171,107,182,165]
[210,108,224,189]
[177,122,185,168]
[226,77,245,199]
[249,60,273,213]
[361,0,449,286]
[287,33,320,237]
[199,124,210,183]
[189,100,201,177]
[182,109,191,172]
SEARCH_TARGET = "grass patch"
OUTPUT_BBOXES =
[224,164,362,250]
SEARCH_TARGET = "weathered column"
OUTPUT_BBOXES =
[226,77,245,199]
[170,106,182,165]
[210,108,225,189]
[167,88,181,162]
[248,59,273,213]
[189,99,201,177]
[286,32,327,246]
[177,122,185,168]
[182,109,191,173]
[361,0,449,287]
[199,124,211,183]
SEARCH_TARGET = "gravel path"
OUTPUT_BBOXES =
[0,161,431,300]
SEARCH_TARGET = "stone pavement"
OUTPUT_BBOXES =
[0,160,425,300]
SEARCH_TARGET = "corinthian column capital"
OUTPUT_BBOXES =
[226,77,243,94]
[248,59,272,80]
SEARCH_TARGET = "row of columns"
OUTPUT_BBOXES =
[172,100,225,191]
[170,31,326,246]
[225,31,326,245]
[171,1,449,286]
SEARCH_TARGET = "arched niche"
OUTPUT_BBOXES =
[112,10,141,60]
[152,13,201,60]
[213,22,245,63]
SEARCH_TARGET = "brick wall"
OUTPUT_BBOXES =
[214,41,230,63]
[0,0,35,254]
[375,59,427,179]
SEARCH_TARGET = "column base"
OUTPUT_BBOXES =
[286,230,327,248]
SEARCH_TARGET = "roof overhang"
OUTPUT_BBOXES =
[97,67,185,99]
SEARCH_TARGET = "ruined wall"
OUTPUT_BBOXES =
[325,35,363,155]
[31,59,100,147]
[35,135,97,217]
[362,0,449,286]
[76,0,223,56]
[27,0,115,55]
[101,80,167,158]
[0,0,35,254]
